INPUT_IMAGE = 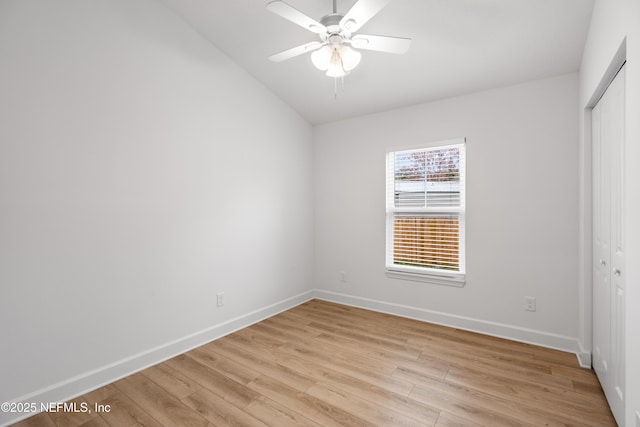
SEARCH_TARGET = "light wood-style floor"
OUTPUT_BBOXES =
[14,299,616,426]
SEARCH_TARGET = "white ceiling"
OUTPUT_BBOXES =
[159,0,594,125]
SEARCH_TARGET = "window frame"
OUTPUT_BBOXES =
[385,139,466,286]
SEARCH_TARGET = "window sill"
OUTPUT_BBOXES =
[385,269,466,287]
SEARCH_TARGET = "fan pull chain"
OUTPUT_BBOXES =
[333,55,347,100]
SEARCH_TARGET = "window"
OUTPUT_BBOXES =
[386,140,466,284]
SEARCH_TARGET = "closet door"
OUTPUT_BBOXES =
[592,83,610,395]
[592,64,625,425]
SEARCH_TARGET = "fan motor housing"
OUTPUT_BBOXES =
[321,13,343,34]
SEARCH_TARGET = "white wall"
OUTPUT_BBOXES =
[580,0,640,425]
[314,74,580,350]
[0,0,313,422]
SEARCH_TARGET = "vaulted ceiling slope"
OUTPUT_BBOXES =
[159,0,594,125]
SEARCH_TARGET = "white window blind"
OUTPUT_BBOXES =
[386,141,466,283]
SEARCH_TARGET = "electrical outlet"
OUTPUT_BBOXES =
[525,296,536,312]
[216,292,224,307]
[339,271,347,283]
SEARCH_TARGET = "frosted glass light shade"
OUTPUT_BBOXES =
[339,46,361,71]
[311,46,332,70]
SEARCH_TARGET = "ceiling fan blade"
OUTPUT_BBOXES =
[339,0,393,33]
[350,34,411,54]
[268,41,323,62]
[266,1,327,34]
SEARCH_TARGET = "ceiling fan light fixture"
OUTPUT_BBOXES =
[312,44,361,76]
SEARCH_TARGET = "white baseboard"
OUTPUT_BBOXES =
[314,289,583,359]
[576,342,592,368]
[0,290,315,427]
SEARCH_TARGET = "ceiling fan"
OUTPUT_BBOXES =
[267,0,411,78]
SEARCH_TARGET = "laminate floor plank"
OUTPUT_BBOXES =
[91,388,162,427]
[263,349,440,426]
[286,309,414,346]
[409,383,528,427]
[247,375,370,427]
[446,364,610,410]
[180,387,267,427]
[244,397,324,427]
[410,330,537,362]
[305,382,427,427]
[280,308,427,353]
[419,342,575,390]
[312,332,449,377]
[411,375,592,427]
[278,341,416,396]
[572,378,613,405]
[551,363,602,384]
[420,336,554,373]
[113,374,209,427]
[164,354,260,409]
[14,299,615,427]
[444,366,614,425]
[435,411,484,427]
[187,345,261,386]
[532,347,582,367]
[232,327,288,350]
[306,321,423,358]
[140,363,203,400]
[258,317,410,368]
[204,338,316,392]
[247,324,401,376]
[259,315,323,339]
